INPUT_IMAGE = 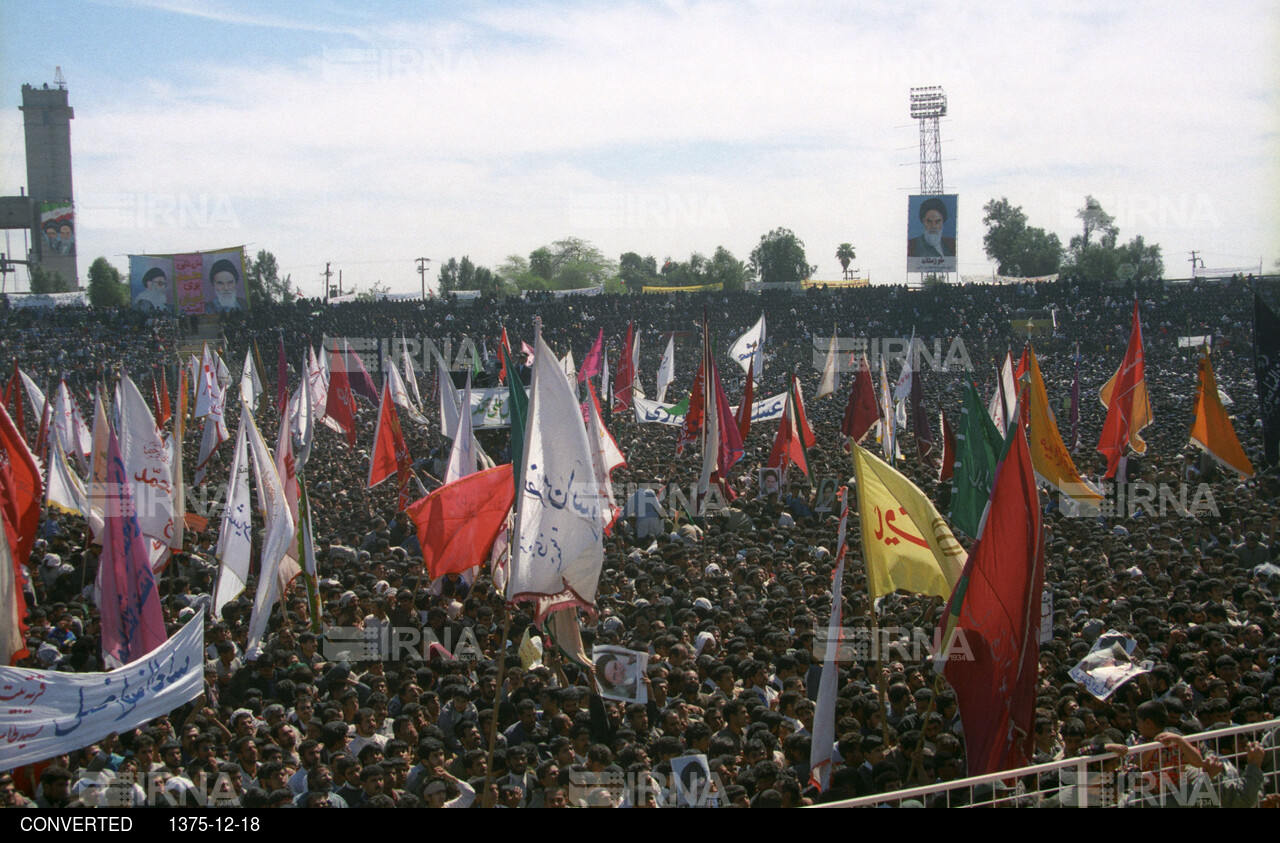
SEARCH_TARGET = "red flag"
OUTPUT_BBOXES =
[578,328,604,383]
[1097,300,1148,478]
[711,359,745,476]
[676,351,705,456]
[767,375,811,478]
[612,322,637,413]
[277,333,289,417]
[939,419,1044,776]
[938,409,955,483]
[409,464,515,579]
[793,375,816,449]
[841,353,878,446]
[736,359,754,441]
[368,380,411,490]
[0,403,40,664]
[158,368,172,429]
[324,348,359,450]
[498,327,512,385]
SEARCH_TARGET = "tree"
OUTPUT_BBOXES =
[708,246,750,292]
[618,252,658,293]
[749,228,815,285]
[982,198,1063,277]
[245,250,295,305]
[87,257,129,307]
[1074,195,1117,249]
[835,243,856,279]
[438,257,503,297]
[28,264,73,294]
[1116,235,1163,283]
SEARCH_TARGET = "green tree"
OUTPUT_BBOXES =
[1116,235,1163,283]
[982,198,1063,277]
[28,264,73,294]
[708,246,749,292]
[1074,195,1118,249]
[529,247,554,281]
[618,252,658,293]
[87,257,129,307]
[749,228,814,284]
[835,243,856,279]
[245,250,295,305]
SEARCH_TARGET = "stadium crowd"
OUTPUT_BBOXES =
[1,275,1278,809]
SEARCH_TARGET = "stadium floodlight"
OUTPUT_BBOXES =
[909,86,947,119]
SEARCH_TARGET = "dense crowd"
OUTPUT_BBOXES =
[2,275,1278,809]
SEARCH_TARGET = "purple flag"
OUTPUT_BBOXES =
[99,428,166,667]
[578,329,604,383]
[344,342,380,405]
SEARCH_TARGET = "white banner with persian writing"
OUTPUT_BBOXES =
[0,611,204,771]
[633,392,787,427]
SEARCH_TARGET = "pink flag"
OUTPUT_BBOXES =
[578,329,604,383]
[98,428,167,667]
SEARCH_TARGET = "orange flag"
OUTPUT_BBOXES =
[1097,300,1151,478]
[1190,349,1253,478]
[368,380,411,489]
[409,464,515,579]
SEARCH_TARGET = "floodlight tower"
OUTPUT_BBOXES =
[909,86,946,194]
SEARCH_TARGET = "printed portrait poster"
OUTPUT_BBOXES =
[202,249,248,315]
[671,754,714,807]
[907,194,958,274]
[129,255,175,313]
[39,201,75,257]
[591,645,648,703]
[1068,630,1153,700]
[758,467,782,499]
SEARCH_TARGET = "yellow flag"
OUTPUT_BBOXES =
[1190,350,1253,478]
[1027,346,1103,504]
[852,443,965,599]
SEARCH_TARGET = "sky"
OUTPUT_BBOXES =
[1,0,1277,296]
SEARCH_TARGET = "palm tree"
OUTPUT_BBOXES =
[835,243,856,279]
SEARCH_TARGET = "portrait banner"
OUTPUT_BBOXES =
[129,255,175,313]
[907,194,958,274]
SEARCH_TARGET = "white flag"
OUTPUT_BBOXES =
[118,371,175,547]
[240,347,263,410]
[584,384,626,532]
[988,352,1017,433]
[45,434,89,520]
[387,358,429,426]
[809,491,848,792]
[18,368,45,421]
[656,335,675,404]
[401,332,425,409]
[729,313,766,375]
[245,404,296,654]
[445,375,477,484]
[194,378,230,486]
[53,380,92,458]
[213,415,252,618]
[507,333,606,620]
[289,381,314,469]
[816,331,839,400]
[87,389,110,541]
[194,344,218,419]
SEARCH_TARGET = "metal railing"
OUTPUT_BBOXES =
[811,718,1280,808]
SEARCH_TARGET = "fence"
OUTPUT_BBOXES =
[812,717,1280,808]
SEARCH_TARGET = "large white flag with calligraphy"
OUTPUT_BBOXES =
[52,380,92,459]
[194,344,218,419]
[507,333,606,622]
[656,335,675,404]
[729,313,766,375]
[0,611,205,772]
[213,415,251,618]
[245,406,296,654]
[118,371,175,550]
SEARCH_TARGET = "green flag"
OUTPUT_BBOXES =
[501,342,528,494]
[949,382,1004,536]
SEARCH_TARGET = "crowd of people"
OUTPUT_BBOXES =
[1,274,1278,809]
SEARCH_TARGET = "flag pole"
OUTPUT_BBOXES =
[867,597,892,748]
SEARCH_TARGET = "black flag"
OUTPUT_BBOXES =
[1254,293,1280,468]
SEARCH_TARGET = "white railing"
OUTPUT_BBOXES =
[811,718,1280,808]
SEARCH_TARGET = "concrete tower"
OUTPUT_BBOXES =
[20,73,78,286]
